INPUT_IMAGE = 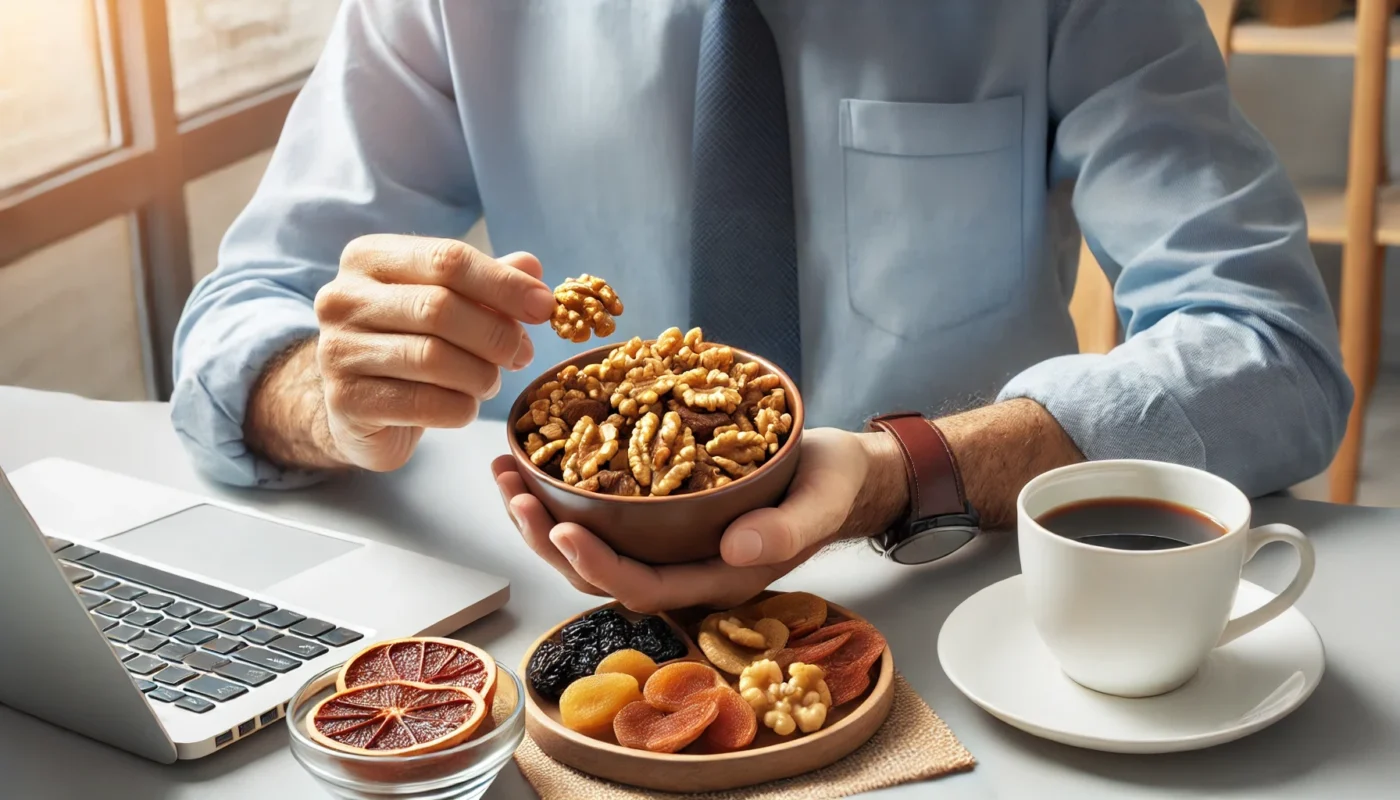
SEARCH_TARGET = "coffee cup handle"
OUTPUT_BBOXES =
[1216,523,1316,648]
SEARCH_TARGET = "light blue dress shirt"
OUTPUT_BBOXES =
[172,0,1353,499]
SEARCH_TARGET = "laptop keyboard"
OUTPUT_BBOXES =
[47,536,365,715]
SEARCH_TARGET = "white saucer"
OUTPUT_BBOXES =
[937,575,1325,754]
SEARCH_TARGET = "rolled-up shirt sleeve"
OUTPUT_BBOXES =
[996,0,1353,496]
[170,0,480,488]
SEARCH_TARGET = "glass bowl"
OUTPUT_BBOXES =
[287,663,525,799]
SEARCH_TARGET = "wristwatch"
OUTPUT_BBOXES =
[865,412,981,565]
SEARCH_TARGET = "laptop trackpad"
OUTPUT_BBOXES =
[102,504,361,591]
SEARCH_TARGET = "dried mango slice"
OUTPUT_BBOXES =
[756,592,828,638]
[772,631,853,673]
[642,661,724,712]
[695,685,757,751]
[558,672,643,737]
[613,697,720,753]
[595,648,659,687]
[792,621,887,706]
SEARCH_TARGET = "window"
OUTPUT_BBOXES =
[185,149,275,282]
[166,0,341,117]
[0,1,114,188]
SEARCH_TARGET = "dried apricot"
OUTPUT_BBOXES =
[695,685,757,751]
[642,661,724,711]
[613,697,720,753]
[772,631,852,672]
[792,621,887,706]
[757,592,828,638]
[697,614,788,675]
[558,673,643,737]
[595,648,659,686]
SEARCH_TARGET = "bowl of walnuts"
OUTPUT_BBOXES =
[507,276,803,565]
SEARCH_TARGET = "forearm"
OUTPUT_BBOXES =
[243,336,350,472]
[848,398,1083,537]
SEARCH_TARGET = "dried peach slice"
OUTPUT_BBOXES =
[308,680,486,756]
[559,673,643,737]
[793,621,887,706]
[642,661,725,712]
[338,637,497,705]
[695,685,757,751]
[595,648,659,686]
[772,631,853,673]
[613,696,720,753]
[757,592,828,638]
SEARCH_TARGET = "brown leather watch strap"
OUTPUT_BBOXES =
[868,412,968,522]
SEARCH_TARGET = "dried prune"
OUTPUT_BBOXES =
[526,640,579,701]
[630,616,687,662]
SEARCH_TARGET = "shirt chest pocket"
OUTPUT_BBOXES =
[840,96,1025,339]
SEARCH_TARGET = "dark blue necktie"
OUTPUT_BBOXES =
[688,0,802,387]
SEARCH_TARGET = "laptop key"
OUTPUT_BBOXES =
[203,637,246,655]
[173,628,216,645]
[259,609,305,629]
[125,655,165,675]
[46,536,72,552]
[147,688,185,703]
[129,635,169,653]
[164,601,201,619]
[125,611,162,628]
[155,643,196,662]
[135,594,174,609]
[134,679,157,693]
[153,667,197,686]
[234,647,300,673]
[78,591,107,610]
[318,628,364,647]
[105,624,143,643]
[80,576,119,593]
[183,651,230,671]
[289,618,334,639]
[107,584,148,601]
[269,636,328,660]
[190,611,228,627]
[150,618,189,637]
[243,628,282,646]
[215,619,255,636]
[228,600,276,619]
[113,646,137,662]
[214,662,277,686]
[174,695,214,714]
[62,564,95,583]
[73,551,248,610]
[57,544,97,562]
[185,675,249,701]
[89,613,118,632]
[95,600,134,618]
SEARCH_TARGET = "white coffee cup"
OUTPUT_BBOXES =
[1017,459,1315,698]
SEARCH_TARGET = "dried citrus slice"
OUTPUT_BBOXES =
[338,637,497,704]
[307,680,486,757]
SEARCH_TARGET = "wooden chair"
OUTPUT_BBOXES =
[1068,0,1391,503]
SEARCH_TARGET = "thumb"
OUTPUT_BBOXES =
[719,461,859,567]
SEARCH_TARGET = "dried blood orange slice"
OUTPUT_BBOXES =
[338,637,497,704]
[308,680,486,756]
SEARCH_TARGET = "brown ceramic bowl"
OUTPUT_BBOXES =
[506,343,804,565]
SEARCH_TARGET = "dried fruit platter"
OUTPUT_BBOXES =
[521,592,895,793]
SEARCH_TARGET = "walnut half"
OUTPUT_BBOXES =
[738,659,831,736]
[561,416,620,485]
[550,274,623,343]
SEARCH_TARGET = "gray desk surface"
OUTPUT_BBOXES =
[1,385,1397,800]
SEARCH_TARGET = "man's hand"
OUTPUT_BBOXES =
[244,235,556,473]
[491,428,910,612]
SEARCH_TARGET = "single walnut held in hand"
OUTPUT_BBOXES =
[550,274,624,343]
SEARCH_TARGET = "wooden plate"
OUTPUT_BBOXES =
[521,594,895,793]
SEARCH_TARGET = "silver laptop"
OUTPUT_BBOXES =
[0,458,509,763]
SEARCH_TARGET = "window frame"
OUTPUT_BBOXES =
[0,0,309,399]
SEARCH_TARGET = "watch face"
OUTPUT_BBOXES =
[886,527,976,565]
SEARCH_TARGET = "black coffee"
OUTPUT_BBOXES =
[1036,498,1226,551]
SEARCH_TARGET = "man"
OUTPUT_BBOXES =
[172,0,1352,612]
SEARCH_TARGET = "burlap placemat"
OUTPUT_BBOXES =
[513,673,975,799]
